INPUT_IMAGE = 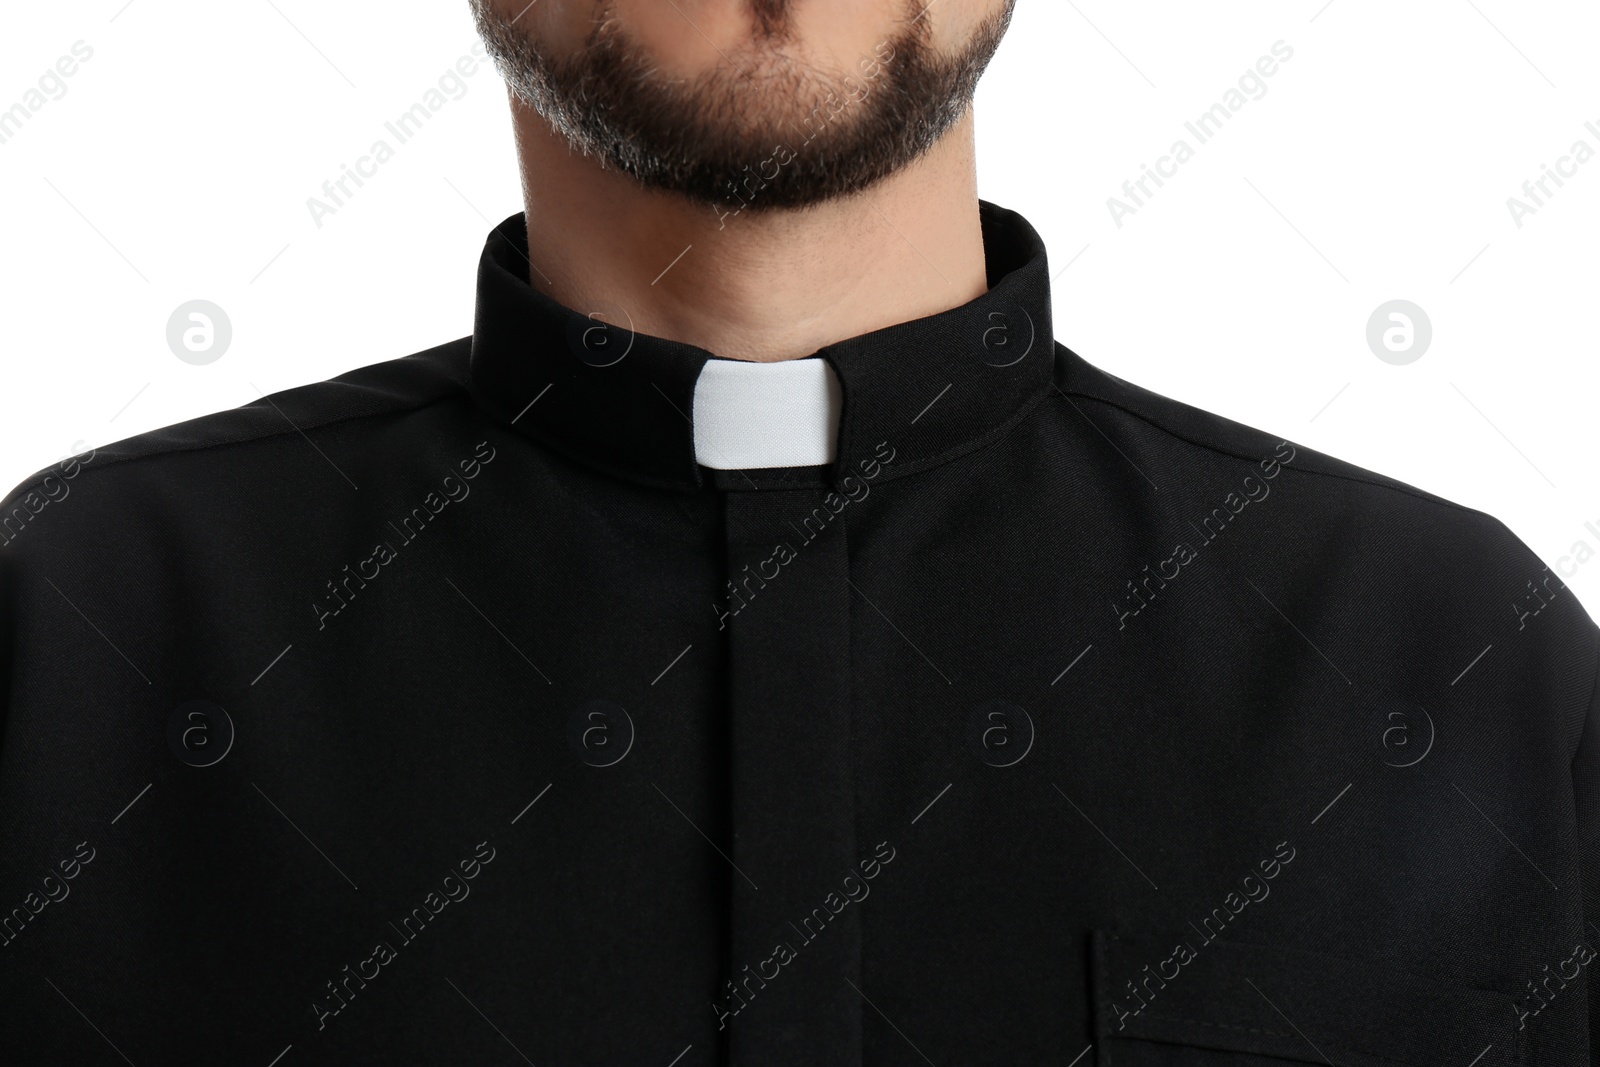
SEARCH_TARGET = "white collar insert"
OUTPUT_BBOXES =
[691,356,843,470]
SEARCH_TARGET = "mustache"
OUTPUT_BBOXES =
[749,0,792,40]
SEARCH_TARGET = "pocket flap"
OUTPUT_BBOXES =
[1091,930,1519,1067]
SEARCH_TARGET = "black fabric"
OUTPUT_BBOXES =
[1089,931,1523,1067]
[468,201,1055,493]
[1,200,1597,1067]
[723,491,860,1060]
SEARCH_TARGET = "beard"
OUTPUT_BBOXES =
[469,0,1015,212]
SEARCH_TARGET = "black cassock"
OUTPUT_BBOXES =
[2,202,1597,1066]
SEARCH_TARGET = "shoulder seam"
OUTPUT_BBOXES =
[4,367,469,506]
[1056,387,1489,520]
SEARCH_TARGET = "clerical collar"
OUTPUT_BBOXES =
[467,199,1056,492]
[692,357,842,471]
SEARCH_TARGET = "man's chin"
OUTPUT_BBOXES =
[602,120,900,214]
[477,0,1013,214]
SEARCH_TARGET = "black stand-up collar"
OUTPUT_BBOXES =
[467,199,1055,492]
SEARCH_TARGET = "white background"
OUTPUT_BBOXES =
[2,0,1596,619]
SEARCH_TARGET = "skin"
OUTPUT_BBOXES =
[477,0,1015,362]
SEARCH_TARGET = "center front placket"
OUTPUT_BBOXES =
[720,486,862,1067]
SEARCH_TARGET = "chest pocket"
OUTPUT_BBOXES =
[1090,930,1521,1067]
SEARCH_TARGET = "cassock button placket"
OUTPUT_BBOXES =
[720,490,860,1065]
[466,198,1057,1064]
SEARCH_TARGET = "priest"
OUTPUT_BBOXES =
[2,0,1596,1064]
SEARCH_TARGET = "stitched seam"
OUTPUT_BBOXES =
[2,350,471,506]
[866,382,1056,487]
[1128,1011,1428,1067]
[1128,1012,1296,1041]
[1101,936,1507,1067]
[3,382,470,511]
[1055,387,1488,519]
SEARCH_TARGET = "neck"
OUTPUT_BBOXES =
[510,101,989,363]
